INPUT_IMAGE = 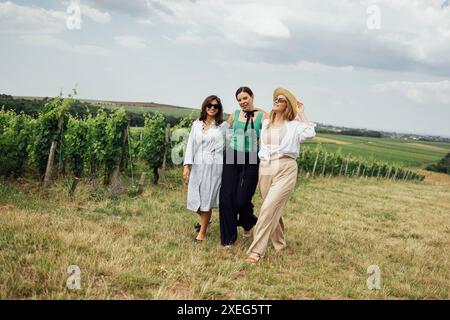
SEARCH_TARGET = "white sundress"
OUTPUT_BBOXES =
[183,120,229,212]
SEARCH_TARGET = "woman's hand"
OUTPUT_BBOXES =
[295,100,310,125]
[297,100,305,116]
[183,165,190,185]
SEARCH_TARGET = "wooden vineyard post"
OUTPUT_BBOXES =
[298,150,304,178]
[321,153,328,177]
[356,161,362,177]
[392,167,398,180]
[344,158,349,177]
[69,177,80,197]
[385,166,392,179]
[404,171,410,181]
[138,172,147,194]
[311,150,319,178]
[111,124,129,188]
[339,161,344,176]
[43,113,65,188]
[161,123,171,182]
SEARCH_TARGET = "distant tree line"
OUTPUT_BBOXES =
[426,152,450,175]
[315,125,383,138]
[0,94,182,127]
[337,129,382,138]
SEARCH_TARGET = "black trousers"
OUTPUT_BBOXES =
[219,149,259,246]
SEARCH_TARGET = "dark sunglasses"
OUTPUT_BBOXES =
[206,104,221,110]
[273,97,287,104]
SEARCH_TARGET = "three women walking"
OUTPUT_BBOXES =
[183,87,316,263]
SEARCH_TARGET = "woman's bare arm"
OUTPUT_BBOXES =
[226,111,234,126]
[254,107,269,121]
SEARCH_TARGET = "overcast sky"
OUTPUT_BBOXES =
[1,0,449,136]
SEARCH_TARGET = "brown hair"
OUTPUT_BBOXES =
[235,86,254,99]
[199,95,223,125]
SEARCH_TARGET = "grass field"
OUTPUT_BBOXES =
[304,134,450,168]
[1,168,449,299]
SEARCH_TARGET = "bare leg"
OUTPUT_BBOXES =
[196,210,212,241]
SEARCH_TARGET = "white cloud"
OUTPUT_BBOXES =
[155,0,450,75]
[20,34,115,57]
[372,80,450,104]
[137,18,152,25]
[77,0,450,73]
[114,35,149,49]
[222,3,291,47]
[0,1,66,34]
[0,1,111,35]
[212,58,355,74]
[80,4,111,24]
[84,0,173,19]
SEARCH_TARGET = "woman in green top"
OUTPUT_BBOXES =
[219,87,268,246]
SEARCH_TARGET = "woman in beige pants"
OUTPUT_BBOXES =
[246,87,316,264]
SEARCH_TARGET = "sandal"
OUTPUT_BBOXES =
[194,220,212,233]
[245,255,260,264]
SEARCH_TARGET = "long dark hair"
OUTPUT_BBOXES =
[235,86,254,99]
[199,95,223,125]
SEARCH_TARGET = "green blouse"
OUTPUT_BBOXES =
[230,109,264,153]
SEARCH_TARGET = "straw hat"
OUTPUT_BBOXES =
[273,87,298,115]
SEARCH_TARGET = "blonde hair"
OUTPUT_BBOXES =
[267,99,296,128]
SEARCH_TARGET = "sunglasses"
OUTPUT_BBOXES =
[206,104,221,110]
[273,97,287,104]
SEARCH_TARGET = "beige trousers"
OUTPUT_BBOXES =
[247,157,298,258]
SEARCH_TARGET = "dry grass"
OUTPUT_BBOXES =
[0,169,449,299]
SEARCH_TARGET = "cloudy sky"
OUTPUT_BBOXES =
[1,0,449,136]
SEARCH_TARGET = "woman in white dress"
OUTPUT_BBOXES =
[183,95,229,242]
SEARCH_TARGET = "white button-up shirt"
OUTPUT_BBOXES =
[258,119,316,161]
[183,119,229,165]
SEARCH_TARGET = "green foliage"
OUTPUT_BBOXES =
[1,103,426,183]
[0,109,34,177]
[123,128,141,175]
[169,111,197,166]
[85,108,109,176]
[83,107,129,182]
[104,108,129,176]
[298,144,423,181]
[140,113,166,169]
[27,93,73,177]
[63,115,88,177]
[426,152,450,175]
[0,93,194,127]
